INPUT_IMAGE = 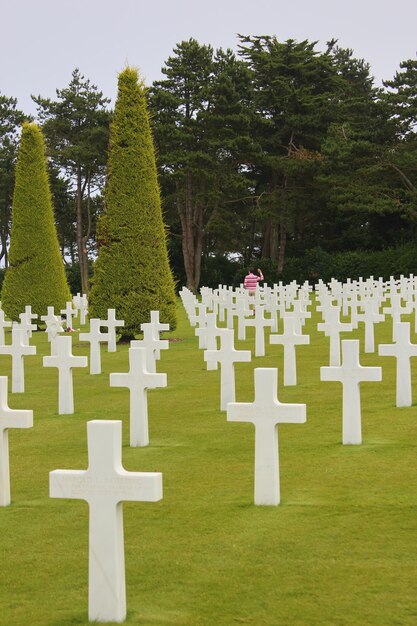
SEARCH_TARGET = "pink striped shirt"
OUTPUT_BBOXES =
[243,271,263,291]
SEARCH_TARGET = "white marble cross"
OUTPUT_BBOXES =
[132,323,169,373]
[0,326,36,392]
[269,317,310,386]
[0,309,12,345]
[100,308,125,352]
[43,335,88,414]
[79,319,110,374]
[196,312,221,370]
[50,420,163,623]
[19,306,38,339]
[61,300,77,330]
[227,368,306,505]
[321,339,382,444]
[0,377,33,506]
[356,300,384,353]
[204,329,251,410]
[317,307,352,366]
[244,305,274,357]
[383,294,412,340]
[378,322,417,407]
[110,347,167,447]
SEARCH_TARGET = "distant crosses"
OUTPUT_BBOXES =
[227,368,306,505]
[378,322,417,407]
[204,328,251,410]
[110,346,167,447]
[43,336,88,414]
[0,376,33,506]
[0,326,36,392]
[79,319,110,374]
[321,339,382,445]
[73,293,88,325]
[41,306,64,354]
[101,309,125,352]
[50,420,163,623]
[269,317,310,386]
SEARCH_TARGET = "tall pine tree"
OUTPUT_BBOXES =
[2,122,71,319]
[89,67,177,336]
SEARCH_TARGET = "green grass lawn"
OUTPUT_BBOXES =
[1,298,417,626]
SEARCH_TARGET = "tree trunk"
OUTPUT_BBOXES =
[277,218,286,274]
[76,166,89,295]
[177,174,203,293]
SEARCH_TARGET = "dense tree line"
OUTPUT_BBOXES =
[1,36,417,292]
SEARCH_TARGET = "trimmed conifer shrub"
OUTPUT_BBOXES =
[1,122,71,320]
[89,67,177,336]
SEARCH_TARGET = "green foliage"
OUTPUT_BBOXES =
[33,69,111,293]
[1,122,71,318]
[89,67,177,335]
[0,93,28,265]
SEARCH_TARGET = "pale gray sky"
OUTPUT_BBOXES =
[2,0,417,115]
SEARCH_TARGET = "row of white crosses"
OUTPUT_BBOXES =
[183,274,417,507]
[0,302,170,623]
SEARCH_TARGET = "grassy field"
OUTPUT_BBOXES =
[1,297,417,626]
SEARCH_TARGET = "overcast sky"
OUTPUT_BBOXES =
[2,0,417,115]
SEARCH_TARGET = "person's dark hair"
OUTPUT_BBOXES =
[248,268,255,274]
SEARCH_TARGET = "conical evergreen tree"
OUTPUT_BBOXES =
[89,67,177,336]
[1,122,71,320]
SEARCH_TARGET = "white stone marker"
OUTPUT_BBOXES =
[321,339,382,445]
[150,311,169,359]
[196,312,221,370]
[0,309,12,345]
[317,307,352,366]
[356,300,384,353]
[79,319,110,375]
[101,309,125,352]
[269,317,310,386]
[61,301,77,330]
[132,323,168,373]
[0,326,36,393]
[110,347,167,447]
[227,368,306,505]
[50,420,163,623]
[43,335,88,414]
[0,376,33,506]
[19,305,38,339]
[378,322,417,407]
[244,305,274,357]
[204,329,251,410]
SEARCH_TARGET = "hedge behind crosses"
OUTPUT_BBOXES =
[89,67,177,337]
[2,122,71,320]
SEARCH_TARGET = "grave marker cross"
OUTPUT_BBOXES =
[378,322,417,407]
[0,326,36,392]
[110,347,167,446]
[321,339,382,444]
[50,420,162,623]
[227,368,306,505]
[0,376,33,505]
[43,336,88,414]
[204,329,251,410]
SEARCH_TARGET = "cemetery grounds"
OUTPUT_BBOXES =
[1,296,417,625]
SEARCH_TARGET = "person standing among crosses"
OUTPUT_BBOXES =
[243,268,264,296]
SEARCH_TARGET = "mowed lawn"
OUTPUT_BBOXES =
[1,296,417,626]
